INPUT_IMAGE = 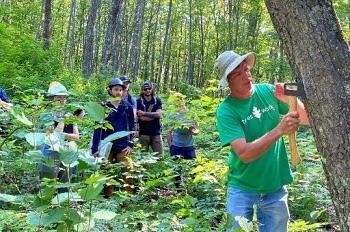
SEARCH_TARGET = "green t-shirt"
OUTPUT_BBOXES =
[216,84,293,193]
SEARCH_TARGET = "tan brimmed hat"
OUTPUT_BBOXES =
[214,51,256,90]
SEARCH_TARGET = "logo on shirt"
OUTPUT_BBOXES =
[242,104,275,124]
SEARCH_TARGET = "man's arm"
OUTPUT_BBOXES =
[137,109,162,120]
[167,126,173,147]
[64,125,80,141]
[231,111,300,163]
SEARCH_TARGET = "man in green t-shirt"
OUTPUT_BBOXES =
[215,51,309,232]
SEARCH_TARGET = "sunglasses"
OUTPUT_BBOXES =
[143,88,152,91]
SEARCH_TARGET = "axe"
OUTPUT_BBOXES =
[284,83,306,166]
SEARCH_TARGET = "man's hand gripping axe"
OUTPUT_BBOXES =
[284,83,306,166]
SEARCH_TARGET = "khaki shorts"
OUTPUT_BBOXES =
[139,134,164,155]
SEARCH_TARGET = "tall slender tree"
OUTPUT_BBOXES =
[64,0,77,67]
[82,0,101,80]
[187,0,194,85]
[42,0,52,50]
[156,0,173,90]
[100,0,123,74]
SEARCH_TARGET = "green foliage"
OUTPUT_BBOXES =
[0,23,63,93]
[0,83,336,231]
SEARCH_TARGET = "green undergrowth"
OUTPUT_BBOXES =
[0,86,336,231]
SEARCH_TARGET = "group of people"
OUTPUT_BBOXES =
[31,77,200,196]
[1,48,310,231]
[90,77,200,195]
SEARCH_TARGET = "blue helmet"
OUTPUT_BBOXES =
[108,78,126,90]
[119,75,131,83]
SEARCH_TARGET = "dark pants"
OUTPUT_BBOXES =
[170,145,196,189]
[170,145,196,160]
[38,152,72,193]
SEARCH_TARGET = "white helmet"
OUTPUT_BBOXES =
[48,82,69,96]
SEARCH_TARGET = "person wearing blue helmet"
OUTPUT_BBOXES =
[91,77,136,195]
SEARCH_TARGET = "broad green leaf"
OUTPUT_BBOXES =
[192,173,205,183]
[189,165,204,174]
[65,208,84,223]
[12,110,33,126]
[59,141,79,165]
[85,173,108,185]
[25,150,43,163]
[103,131,134,144]
[25,132,45,147]
[38,186,56,200]
[51,192,83,205]
[84,102,105,122]
[0,193,23,202]
[145,179,165,188]
[171,199,183,204]
[27,211,41,226]
[41,208,66,226]
[181,217,196,225]
[78,182,104,201]
[93,210,117,220]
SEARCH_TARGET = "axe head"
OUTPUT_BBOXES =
[284,83,306,97]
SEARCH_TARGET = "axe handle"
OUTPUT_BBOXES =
[288,96,301,166]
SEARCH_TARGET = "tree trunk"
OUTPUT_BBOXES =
[64,0,77,67]
[112,0,126,72]
[93,8,102,74]
[130,0,146,80]
[233,0,242,49]
[199,8,205,87]
[264,0,350,230]
[149,0,161,83]
[228,0,233,50]
[156,0,172,91]
[42,0,51,50]
[187,0,193,85]
[82,0,101,80]
[100,0,123,74]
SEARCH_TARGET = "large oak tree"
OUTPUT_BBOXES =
[264,0,350,230]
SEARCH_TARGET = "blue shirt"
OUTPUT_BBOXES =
[170,112,195,147]
[0,88,11,103]
[91,100,135,153]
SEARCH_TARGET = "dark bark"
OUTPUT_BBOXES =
[129,0,146,80]
[100,0,123,74]
[141,0,156,81]
[156,0,172,90]
[42,0,51,50]
[264,0,350,230]
[64,0,77,67]
[82,0,101,80]
[187,0,193,85]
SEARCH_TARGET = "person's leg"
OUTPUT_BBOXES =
[103,151,118,197]
[38,162,57,184]
[116,152,134,194]
[257,186,289,232]
[227,187,257,231]
[182,146,196,160]
[170,145,183,189]
[139,135,151,152]
[57,165,73,193]
[150,135,164,156]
